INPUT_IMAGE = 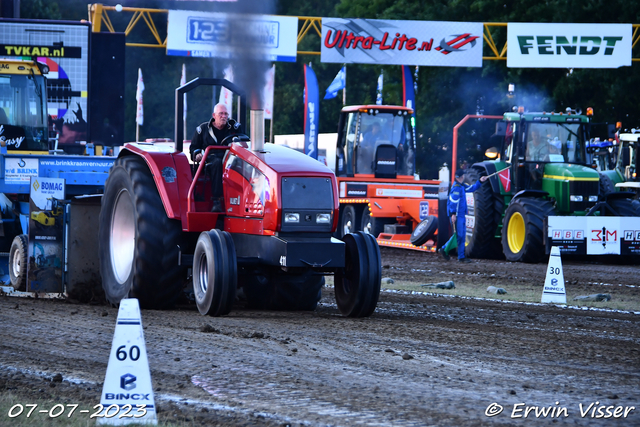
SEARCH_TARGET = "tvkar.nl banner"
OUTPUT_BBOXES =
[321,18,483,67]
[507,23,632,68]
[167,10,298,62]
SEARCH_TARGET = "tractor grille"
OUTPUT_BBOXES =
[569,180,599,211]
[281,177,334,232]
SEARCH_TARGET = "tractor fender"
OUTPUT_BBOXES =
[470,162,500,194]
[118,144,193,221]
[511,189,549,202]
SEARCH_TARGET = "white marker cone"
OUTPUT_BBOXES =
[541,246,567,304]
[98,299,157,425]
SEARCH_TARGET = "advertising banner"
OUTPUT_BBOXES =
[28,177,65,293]
[321,18,483,67]
[548,216,640,255]
[0,21,90,146]
[507,23,632,68]
[167,10,298,62]
[303,64,319,160]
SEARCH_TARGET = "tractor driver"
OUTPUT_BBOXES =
[190,103,241,212]
[526,129,550,161]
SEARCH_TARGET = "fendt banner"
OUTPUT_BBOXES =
[167,10,298,62]
[321,18,483,67]
[507,23,632,68]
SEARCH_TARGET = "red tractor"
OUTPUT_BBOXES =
[98,79,381,317]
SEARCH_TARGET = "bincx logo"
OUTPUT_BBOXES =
[517,36,623,56]
[120,373,137,391]
[435,33,479,55]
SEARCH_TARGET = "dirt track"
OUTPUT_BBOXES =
[1,247,639,426]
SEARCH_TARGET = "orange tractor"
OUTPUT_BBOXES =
[333,105,447,251]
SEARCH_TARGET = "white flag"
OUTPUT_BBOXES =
[136,68,144,126]
[219,65,234,114]
[263,64,275,120]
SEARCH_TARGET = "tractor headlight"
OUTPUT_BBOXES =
[284,213,300,223]
[316,213,331,224]
[588,195,598,202]
[570,195,583,202]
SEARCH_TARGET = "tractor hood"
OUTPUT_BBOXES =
[256,143,334,175]
[543,163,599,181]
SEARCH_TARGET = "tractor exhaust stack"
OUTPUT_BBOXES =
[250,109,265,152]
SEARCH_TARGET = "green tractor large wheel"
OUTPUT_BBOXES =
[465,168,504,259]
[501,197,555,263]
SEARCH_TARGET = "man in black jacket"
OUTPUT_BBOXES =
[190,103,241,212]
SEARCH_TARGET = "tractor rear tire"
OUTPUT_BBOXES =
[9,234,28,291]
[410,216,437,246]
[501,197,555,263]
[361,209,394,238]
[193,230,237,316]
[243,269,323,311]
[465,168,504,259]
[335,232,381,317]
[99,156,185,309]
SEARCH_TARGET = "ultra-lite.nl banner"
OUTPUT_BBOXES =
[507,23,632,68]
[321,18,483,67]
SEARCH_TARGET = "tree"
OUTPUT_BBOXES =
[21,0,61,19]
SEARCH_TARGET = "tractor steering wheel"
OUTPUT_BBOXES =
[221,133,250,148]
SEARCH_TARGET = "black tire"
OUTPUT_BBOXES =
[99,156,185,309]
[501,197,555,263]
[361,209,394,238]
[608,198,640,216]
[243,269,323,311]
[335,232,381,317]
[465,168,504,259]
[193,230,237,316]
[599,173,616,196]
[338,205,359,238]
[410,216,437,246]
[9,234,28,291]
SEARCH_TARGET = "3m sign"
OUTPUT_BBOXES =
[507,23,632,68]
[548,216,640,255]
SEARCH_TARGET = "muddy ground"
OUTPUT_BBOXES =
[0,247,639,426]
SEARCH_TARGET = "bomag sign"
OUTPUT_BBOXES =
[507,23,631,69]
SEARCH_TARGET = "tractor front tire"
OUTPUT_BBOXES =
[9,234,28,291]
[501,197,555,263]
[465,168,504,259]
[193,230,237,316]
[339,205,359,238]
[608,197,640,216]
[361,209,394,238]
[599,173,616,196]
[99,156,185,309]
[335,232,381,317]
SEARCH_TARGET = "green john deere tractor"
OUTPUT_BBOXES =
[464,109,640,262]
[591,129,640,199]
